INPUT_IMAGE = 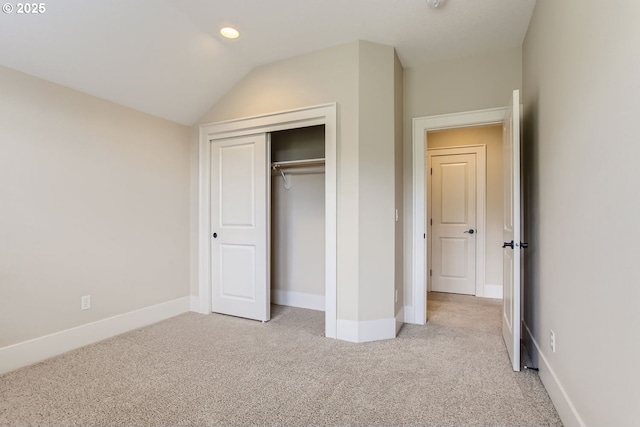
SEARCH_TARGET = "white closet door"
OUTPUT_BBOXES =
[210,134,269,322]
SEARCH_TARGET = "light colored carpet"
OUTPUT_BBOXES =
[0,293,562,426]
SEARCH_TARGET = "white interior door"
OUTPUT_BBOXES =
[431,153,477,295]
[502,90,521,371]
[211,134,269,322]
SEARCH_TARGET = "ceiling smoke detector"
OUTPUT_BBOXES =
[427,0,446,8]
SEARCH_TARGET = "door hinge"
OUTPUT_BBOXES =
[430,269,432,277]
[430,168,432,175]
[423,233,426,239]
[430,218,432,226]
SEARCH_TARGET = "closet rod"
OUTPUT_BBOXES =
[271,157,325,170]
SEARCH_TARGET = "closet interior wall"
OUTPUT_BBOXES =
[270,125,326,311]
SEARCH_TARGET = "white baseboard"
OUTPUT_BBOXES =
[336,316,397,343]
[522,322,586,427]
[404,305,416,324]
[0,297,190,375]
[483,283,503,299]
[189,295,201,312]
[272,290,325,311]
[395,307,404,334]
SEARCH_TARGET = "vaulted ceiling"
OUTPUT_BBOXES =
[0,0,535,125]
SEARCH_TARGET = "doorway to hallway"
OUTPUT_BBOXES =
[426,126,504,299]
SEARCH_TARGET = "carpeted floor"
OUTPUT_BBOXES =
[0,293,562,426]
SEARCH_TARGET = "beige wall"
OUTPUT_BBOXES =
[402,48,522,308]
[427,125,503,292]
[522,1,640,426]
[193,41,401,324]
[357,41,398,321]
[0,65,190,347]
[403,47,522,119]
[271,173,325,297]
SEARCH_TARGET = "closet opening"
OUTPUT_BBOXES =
[269,125,326,329]
[200,103,337,337]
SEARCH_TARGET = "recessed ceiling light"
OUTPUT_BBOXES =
[220,27,240,39]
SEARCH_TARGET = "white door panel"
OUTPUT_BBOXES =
[441,164,469,224]
[502,90,522,371]
[440,238,468,277]
[432,154,476,295]
[211,134,269,322]
[220,144,256,227]
[220,244,256,300]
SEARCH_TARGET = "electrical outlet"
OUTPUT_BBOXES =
[81,295,91,311]
[550,330,556,353]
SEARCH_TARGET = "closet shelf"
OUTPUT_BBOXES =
[271,158,325,170]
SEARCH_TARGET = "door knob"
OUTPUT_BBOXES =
[502,240,514,249]
[520,242,529,249]
[464,229,475,234]
[212,232,218,238]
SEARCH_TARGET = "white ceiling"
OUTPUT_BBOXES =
[0,0,536,125]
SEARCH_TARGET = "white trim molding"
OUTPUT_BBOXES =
[189,295,200,312]
[411,107,508,325]
[483,284,503,299]
[198,103,338,339]
[403,305,415,324]
[523,322,586,427]
[272,290,325,312]
[0,297,190,375]
[337,317,398,343]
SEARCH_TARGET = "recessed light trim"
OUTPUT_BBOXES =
[220,27,240,39]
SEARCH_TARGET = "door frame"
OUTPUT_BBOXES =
[427,145,486,296]
[197,103,337,338]
[411,107,507,325]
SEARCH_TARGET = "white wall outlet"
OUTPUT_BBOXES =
[81,295,91,311]
[550,330,556,353]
